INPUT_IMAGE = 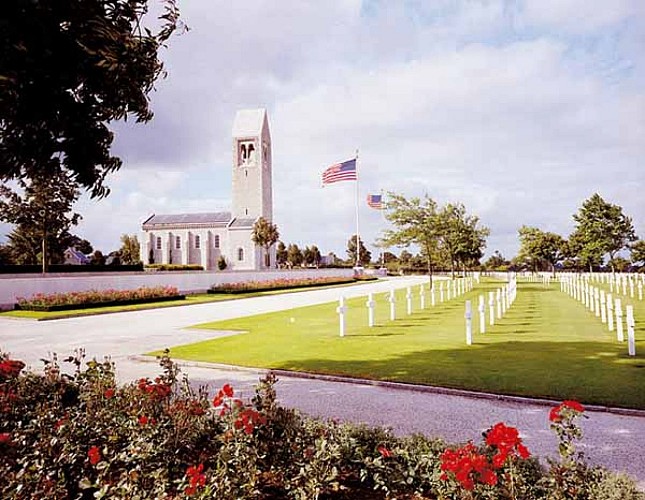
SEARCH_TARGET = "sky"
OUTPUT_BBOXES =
[5,0,645,261]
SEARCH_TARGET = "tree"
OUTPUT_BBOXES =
[435,203,489,276]
[68,236,93,255]
[517,226,566,275]
[118,234,141,265]
[346,234,371,267]
[275,241,287,268]
[569,194,636,272]
[251,217,279,268]
[399,250,413,265]
[483,250,508,271]
[382,252,398,264]
[608,256,630,272]
[0,244,12,265]
[90,250,105,266]
[630,240,645,268]
[0,169,81,270]
[286,244,303,268]
[380,193,440,283]
[0,0,183,198]
[303,245,321,267]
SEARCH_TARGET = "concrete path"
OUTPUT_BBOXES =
[1,275,643,488]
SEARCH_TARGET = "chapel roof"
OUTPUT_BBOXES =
[142,212,232,227]
[228,217,257,228]
[232,109,267,137]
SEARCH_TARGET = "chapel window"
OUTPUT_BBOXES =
[214,234,220,248]
[195,235,201,249]
[237,248,244,261]
[156,237,162,250]
[176,236,181,249]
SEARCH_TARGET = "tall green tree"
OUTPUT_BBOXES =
[435,203,489,276]
[346,234,371,267]
[483,250,508,271]
[303,245,321,267]
[118,234,141,265]
[380,193,440,283]
[0,0,183,198]
[251,217,279,268]
[275,241,287,268]
[286,244,303,268]
[517,226,565,275]
[0,169,81,270]
[569,194,636,272]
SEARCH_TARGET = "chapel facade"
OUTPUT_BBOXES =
[141,109,275,271]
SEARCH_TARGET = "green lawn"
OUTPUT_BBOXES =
[0,280,377,320]
[154,279,645,409]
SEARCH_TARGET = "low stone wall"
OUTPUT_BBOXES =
[0,268,355,310]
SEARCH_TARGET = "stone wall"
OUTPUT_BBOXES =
[0,268,355,310]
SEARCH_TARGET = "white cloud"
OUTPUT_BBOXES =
[28,0,643,261]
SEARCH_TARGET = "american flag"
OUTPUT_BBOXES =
[322,158,357,185]
[367,194,384,209]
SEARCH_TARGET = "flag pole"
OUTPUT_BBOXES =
[380,189,386,268]
[355,149,360,268]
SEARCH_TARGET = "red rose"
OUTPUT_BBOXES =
[88,446,101,465]
[562,400,584,413]
[104,388,115,399]
[222,384,234,397]
[138,415,149,425]
[549,406,562,422]
[0,433,11,444]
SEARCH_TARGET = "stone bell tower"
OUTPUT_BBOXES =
[231,109,273,221]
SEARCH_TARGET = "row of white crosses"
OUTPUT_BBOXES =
[560,275,636,356]
[464,276,518,345]
[337,277,475,337]
[569,272,644,301]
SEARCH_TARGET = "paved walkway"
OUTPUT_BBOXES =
[1,276,644,488]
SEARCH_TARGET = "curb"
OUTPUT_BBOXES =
[128,355,645,418]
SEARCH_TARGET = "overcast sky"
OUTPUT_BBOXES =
[8,0,645,260]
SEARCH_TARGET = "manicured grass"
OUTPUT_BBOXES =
[0,279,378,320]
[155,279,645,409]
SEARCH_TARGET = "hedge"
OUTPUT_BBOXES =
[0,264,144,274]
[145,264,204,271]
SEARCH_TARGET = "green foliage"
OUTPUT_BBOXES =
[630,240,645,267]
[1,353,641,499]
[90,249,106,266]
[286,243,303,267]
[303,245,322,267]
[251,217,279,267]
[517,226,566,274]
[275,241,287,267]
[346,234,371,266]
[569,194,636,271]
[484,250,509,271]
[145,264,203,271]
[0,169,81,267]
[217,255,227,271]
[435,202,490,275]
[119,234,141,265]
[0,0,184,198]
[381,193,440,276]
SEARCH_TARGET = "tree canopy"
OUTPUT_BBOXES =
[346,234,371,266]
[569,194,636,271]
[517,226,566,274]
[252,217,279,267]
[0,0,183,198]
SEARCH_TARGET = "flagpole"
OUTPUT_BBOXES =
[380,189,386,268]
[355,150,360,268]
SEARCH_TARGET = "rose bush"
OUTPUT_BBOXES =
[209,276,369,294]
[0,350,642,499]
[16,286,182,310]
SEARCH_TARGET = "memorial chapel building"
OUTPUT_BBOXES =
[141,109,275,271]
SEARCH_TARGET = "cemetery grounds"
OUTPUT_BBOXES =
[151,277,645,410]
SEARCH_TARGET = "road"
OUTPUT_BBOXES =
[1,276,643,488]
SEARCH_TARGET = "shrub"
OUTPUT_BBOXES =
[217,256,227,271]
[0,351,642,499]
[209,276,360,294]
[145,264,204,271]
[15,286,183,311]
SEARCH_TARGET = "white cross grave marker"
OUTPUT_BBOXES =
[600,290,606,323]
[639,282,643,301]
[431,286,436,307]
[615,298,624,342]
[478,295,486,334]
[496,289,502,319]
[337,296,347,337]
[489,292,495,326]
[419,284,426,309]
[594,287,601,317]
[388,289,396,321]
[465,300,473,346]
[440,283,445,303]
[607,293,614,331]
[366,293,375,327]
[406,287,413,315]
[626,305,636,356]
